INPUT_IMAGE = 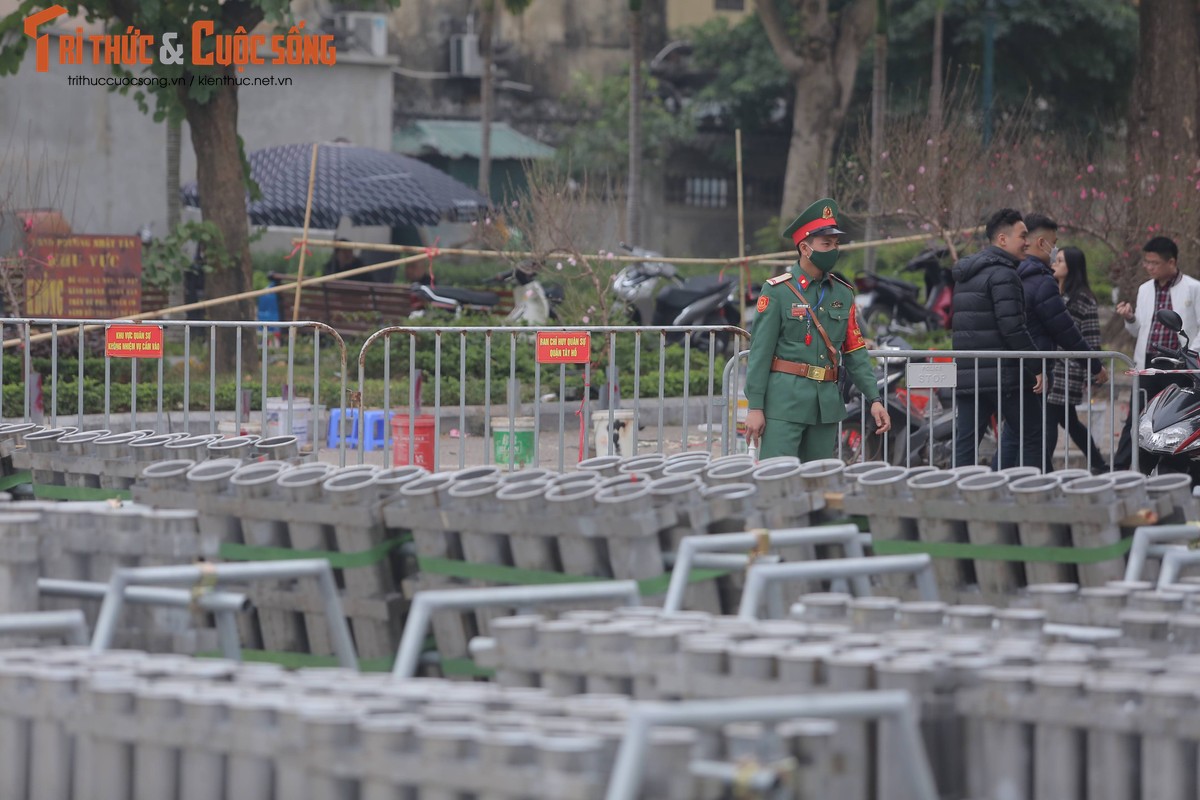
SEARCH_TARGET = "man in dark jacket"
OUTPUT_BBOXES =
[996,213,1108,468]
[951,208,1044,468]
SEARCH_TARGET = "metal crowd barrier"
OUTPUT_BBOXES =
[0,318,349,463]
[356,324,750,471]
[725,347,1138,471]
[4,318,1139,473]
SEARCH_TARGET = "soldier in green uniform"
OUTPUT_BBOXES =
[744,198,891,460]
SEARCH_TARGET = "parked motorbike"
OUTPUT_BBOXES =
[855,246,954,336]
[841,335,998,468]
[1137,308,1200,482]
[611,243,743,353]
[840,334,916,464]
[411,266,563,325]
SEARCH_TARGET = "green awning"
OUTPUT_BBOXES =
[393,120,555,161]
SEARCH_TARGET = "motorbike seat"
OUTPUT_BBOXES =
[873,275,921,300]
[416,285,500,307]
[657,275,734,310]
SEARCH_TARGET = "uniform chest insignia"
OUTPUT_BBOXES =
[831,300,844,309]
[765,272,792,286]
[791,304,807,318]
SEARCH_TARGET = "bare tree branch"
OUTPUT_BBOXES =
[755,0,804,75]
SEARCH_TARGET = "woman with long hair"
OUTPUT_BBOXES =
[1047,246,1109,472]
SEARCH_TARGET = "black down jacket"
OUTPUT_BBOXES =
[1016,256,1102,388]
[950,245,1040,393]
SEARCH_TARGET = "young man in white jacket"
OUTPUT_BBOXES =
[1112,236,1200,470]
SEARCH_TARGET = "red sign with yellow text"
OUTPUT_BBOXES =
[536,331,591,364]
[105,325,163,358]
[25,235,142,319]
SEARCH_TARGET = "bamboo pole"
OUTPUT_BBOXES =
[298,226,982,267]
[291,143,321,323]
[735,128,747,329]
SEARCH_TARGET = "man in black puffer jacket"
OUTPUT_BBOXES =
[996,213,1108,469]
[951,208,1044,468]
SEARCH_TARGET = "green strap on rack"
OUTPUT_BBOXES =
[197,649,493,677]
[416,555,729,597]
[218,535,411,570]
[872,535,1136,565]
[31,484,132,501]
[0,471,32,491]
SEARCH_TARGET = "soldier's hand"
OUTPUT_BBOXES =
[1032,374,1044,394]
[870,401,891,435]
[745,410,766,444]
[1093,366,1109,386]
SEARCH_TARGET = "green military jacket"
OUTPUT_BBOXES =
[745,266,879,424]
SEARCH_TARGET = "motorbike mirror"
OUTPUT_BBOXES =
[1156,308,1184,332]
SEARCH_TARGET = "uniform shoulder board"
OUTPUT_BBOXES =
[765,272,793,286]
[830,272,855,290]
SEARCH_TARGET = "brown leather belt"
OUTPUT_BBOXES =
[770,356,838,382]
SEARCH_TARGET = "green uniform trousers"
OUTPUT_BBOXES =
[759,418,839,461]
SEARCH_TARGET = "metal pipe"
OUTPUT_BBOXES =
[738,555,938,620]
[663,525,868,614]
[90,559,356,668]
[604,692,938,800]
[1157,549,1200,588]
[38,578,249,613]
[0,610,88,645]
[1123,524,1200,583]
[391,581,641,679]
[38,578,248,661]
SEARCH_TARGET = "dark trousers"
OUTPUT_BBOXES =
[1113,354,1189,472]
[995,389,1054,471]
[1046,402,1109,471]
[953,389,1046,469]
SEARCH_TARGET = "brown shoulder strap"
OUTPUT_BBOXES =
[783,281,840,365]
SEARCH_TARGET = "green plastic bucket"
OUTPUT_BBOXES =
[492,416,537,467]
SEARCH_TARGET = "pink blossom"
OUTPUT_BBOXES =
[581,316,590,324]
[485,217,492,225]
[1006,184,1014,192]
[942,156,949,164]
[1080,188,1087,199]
[1087,164,1095,173]
[1152,130,1161,138]
[1124,196,1132,203]
[568,256,577,266]
[511,200,519,207]
[918,166,926,175]
[556,262,563,270]
[907,184,915,193]
[881,151,889,160]
[926,139,933,146]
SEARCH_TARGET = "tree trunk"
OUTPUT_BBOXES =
[763,0,874,222]
[1124,0,1200,299]
[864,3,887,272]
[626,5,643,245]
[780,80,841,220]
[478,2,496,199]
[166,118,183,307]
[929,0,946,232]
[167,119,181,230]
[179,77,255,374]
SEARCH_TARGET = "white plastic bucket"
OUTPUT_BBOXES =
[592,409,638,457]
[264,397,314,447]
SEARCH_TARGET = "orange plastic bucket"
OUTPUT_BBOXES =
[392,414,436,468]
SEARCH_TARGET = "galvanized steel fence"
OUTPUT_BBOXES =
[2,318,1148,473]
